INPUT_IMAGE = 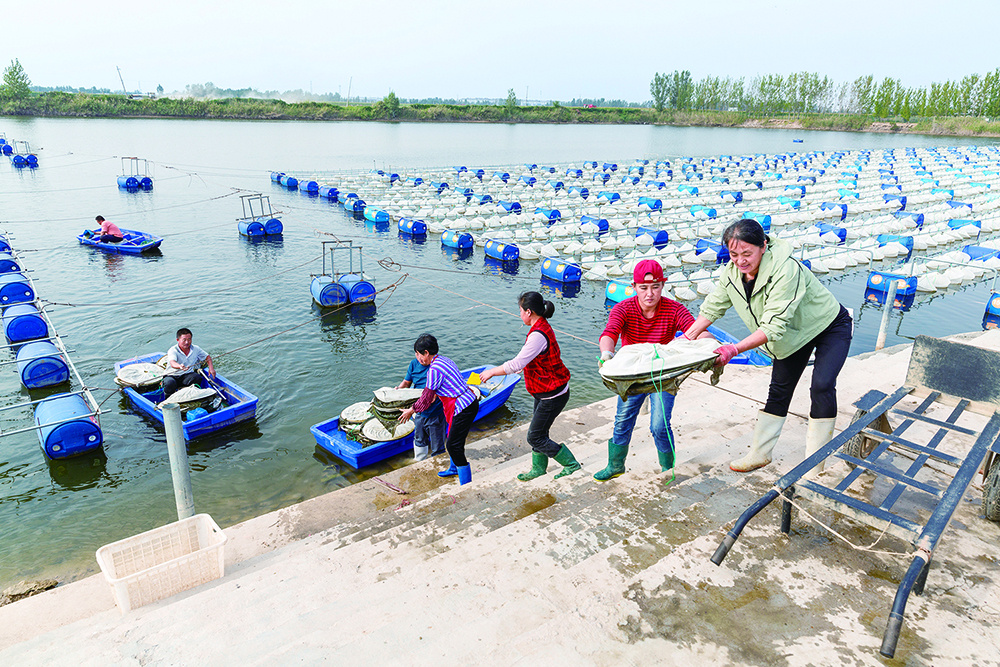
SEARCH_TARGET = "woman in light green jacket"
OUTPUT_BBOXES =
[684,218,853,473]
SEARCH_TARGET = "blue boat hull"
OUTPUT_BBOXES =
[115,353,259,439]
[311,365,520,468]
[78,228,163,254]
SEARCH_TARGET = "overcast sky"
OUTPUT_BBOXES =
[4,0,998,101]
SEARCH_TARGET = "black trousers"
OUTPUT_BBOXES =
[764,306,853,419]
[445,398,480,467]
[526,390,569,458]
[162,371,200,398]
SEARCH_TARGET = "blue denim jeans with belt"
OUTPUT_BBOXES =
[612,391,676,453]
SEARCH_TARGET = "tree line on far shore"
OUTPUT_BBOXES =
[3,58,1000,137]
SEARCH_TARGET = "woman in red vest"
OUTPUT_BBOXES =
[479,291,581,481]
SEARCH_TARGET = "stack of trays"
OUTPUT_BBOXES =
[599,340,721,399]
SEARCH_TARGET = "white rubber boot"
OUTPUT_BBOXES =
[730,411,786,472]
[804,417,837,477]
[413,445,429,462]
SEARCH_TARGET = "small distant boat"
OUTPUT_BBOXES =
[78,229,163,254]
[793,139,804,143]
[311,365,520,468]
[115,353,258,440]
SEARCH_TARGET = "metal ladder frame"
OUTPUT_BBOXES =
[710,335,1000,659]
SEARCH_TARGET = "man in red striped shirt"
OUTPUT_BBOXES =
[595,259,713,480]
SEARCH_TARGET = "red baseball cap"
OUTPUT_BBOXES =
[633,259,664,284]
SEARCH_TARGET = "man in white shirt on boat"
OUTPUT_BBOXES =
[163,327,215,398]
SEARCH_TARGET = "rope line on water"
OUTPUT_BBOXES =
[39,252,325,308]
[0,190,243,225]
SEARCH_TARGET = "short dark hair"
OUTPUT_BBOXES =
[722,218,769,249]
[414,333,438,355]
[176,327,193,339]
[95,215,105,222]
[518,291,554,319]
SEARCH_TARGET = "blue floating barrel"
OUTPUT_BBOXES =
[638,196,662,211]
[719,190,743,204]
[279,175,299,190]
[399,218,427,236]
[605,280,635,303]
[815,223,847,244]
[470,169,485,180]
[947,200,973,212]
[12,155,27,168]
[876,234,914,260]
[545,180,564,192]
[984,293,1000,330]
[837,188,860,200]
[17,341,69,389]
[535,207,561,223]
[882,194,906,210]
[264,218,283,235]
[695,239,730,264]
[3,303,47,342]
[484,240,519,261]
[566,168,583,178]
[865,272,917,310]
[690,204,717,219]
[238,219,265,237]
[678,184,699,195]
[348,198,367,214]
[931,187,954,197]
[454,187,473,200]
[270,171,284,182]
[784,184,806,197]
[470,194,492,205]
[299,180,319,193]
[364,207,390,223]
[0,273,34,305]
[645,180,667,190]
[742,212,772,231]
[0,252,21,273]
[429,181,449,194]
[453,165,467,174]
[962,245,1000,262]
[592,172,610,184]
[497,200,521,214]
[776,196,801,210]
[0,144,12,156]
[34,393,103,459]
[567,186,589,199]
[540,258,582,284]
[310,275,349,307]
[442,230,473,250]
[519,175,536,187]
[880,183,902,192]
[620,176,640,186]
[0,235,10,252]
[820,202,848,221]
[524,163,537,171]
[948,218,981,231]
[339,274,376,303]
[583,161,597,169]
[492,171,509,183]
[406,177,424,187]
[635,227,669,248]
[602,162,618,172]
[136,176,151,190]
[628,165,645,175]
[117,175,139,189]
[539,166,556,174]
[580,215,608,235]
[319,185,340,201]
[597,191,620,204]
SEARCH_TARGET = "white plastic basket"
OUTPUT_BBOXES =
[96,513,227,613]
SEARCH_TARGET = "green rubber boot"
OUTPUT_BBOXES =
[553,444,581,479]
[594,439,629,481]
[517,452,549,481]
[657,448,675,472]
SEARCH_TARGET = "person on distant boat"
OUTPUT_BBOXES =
[397,347,446,462]
[162,327,215,399]
[398,334,479,486]
[596,259,716,481]
[95,215,124,243]
[684,218,853,474]
[478,291,581,482]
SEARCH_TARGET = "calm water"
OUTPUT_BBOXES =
[0,117,997,588]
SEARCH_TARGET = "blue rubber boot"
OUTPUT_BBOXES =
[457,465,472,485]
[438,461,458,477]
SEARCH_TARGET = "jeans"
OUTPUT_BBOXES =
[413,405,446,454]
[613,390,676,453]
[445,399,480,467]
[526,390,570,458]
[764,306,853,419]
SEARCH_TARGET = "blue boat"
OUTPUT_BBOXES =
[115,353,259,440]
[311,365,520,469]
[78,228,163,254]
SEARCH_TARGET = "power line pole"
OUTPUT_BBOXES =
[116,66,128,95]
